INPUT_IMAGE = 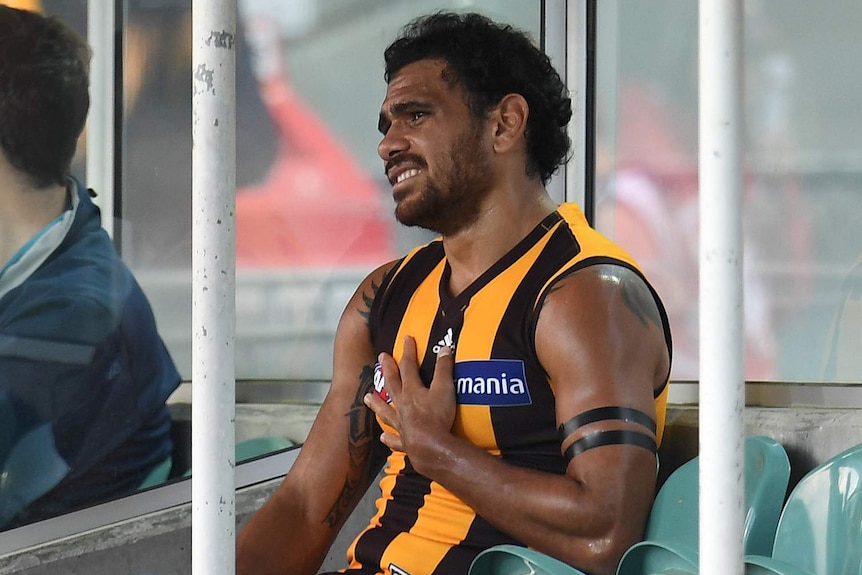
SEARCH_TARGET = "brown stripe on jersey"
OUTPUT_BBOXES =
[357,250,448,571]
[382,480,483,573]
[418,304,458,387]
[427,220,575,560]
[358,273,456,565]
[436,211,563,317]
[371,241,445,354]
[484,223,580,473]
[432,514,522,575]
[351,457,433,570]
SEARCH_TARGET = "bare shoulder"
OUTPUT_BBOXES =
[535,262,669,404]
[541,263,664,331]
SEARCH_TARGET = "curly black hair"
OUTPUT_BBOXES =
[384,11,572,185]
[0,6,90,188]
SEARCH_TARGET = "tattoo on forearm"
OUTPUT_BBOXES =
[323,365,382,527]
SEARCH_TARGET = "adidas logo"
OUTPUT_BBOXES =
[432,327,456,354]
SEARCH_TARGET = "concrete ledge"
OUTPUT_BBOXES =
[662,405,862,488]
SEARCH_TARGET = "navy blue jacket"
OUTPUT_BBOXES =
[0,181,180,526]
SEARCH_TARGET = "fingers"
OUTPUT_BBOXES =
[379,431,403,452]
[378,350,402,403]
[364,390,395,423]
[397,335,422,391]
[363,391,402,451]
[429,345,455,401]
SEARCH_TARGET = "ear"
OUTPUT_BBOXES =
[491,94,529,154]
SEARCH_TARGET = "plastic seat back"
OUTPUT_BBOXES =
[470,544,589,575]
[644,452,700,549]
[618,436,789,575]
[766,442,862,575]
[235,435,294,463]
[181,435,296,478]
[742,435,792,556]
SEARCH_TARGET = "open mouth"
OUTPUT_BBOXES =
[395,168,421,184]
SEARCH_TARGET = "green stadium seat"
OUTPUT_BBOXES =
[744,442,862,575]
[470,543,589,575]
[617,435,790,575]
[175,435,296,479]
[235,435,294,463]
[138,456,174,490]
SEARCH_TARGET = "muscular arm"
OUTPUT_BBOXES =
[236,262,395,575]
[368,264,669,575]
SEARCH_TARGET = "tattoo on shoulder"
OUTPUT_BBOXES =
[594,265,662,329]
[323,364,384,527]
[357,279,380,321]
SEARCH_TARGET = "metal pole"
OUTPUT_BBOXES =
[86,0,114,238]
[566,0,588,210]
[543,0,566,205]
[699,2,745,575]
[192,2,237,574]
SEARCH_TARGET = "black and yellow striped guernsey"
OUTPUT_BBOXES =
[345,203,671,575]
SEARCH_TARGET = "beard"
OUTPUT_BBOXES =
[394,121,494,236]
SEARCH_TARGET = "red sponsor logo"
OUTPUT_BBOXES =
[373,362,392,404]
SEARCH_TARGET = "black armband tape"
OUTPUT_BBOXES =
[558,406,656,442]
[563,430,657,463]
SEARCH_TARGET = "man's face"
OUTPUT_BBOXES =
[377,59,493,236]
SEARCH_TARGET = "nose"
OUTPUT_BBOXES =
[378,124,408,162]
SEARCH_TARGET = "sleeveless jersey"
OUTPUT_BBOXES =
[345,203,671,575]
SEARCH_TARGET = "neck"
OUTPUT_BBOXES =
[441,181,556,296]
[0,170,69,270]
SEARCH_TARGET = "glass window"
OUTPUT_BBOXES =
[127,0,542,488]
[1,0,183,532]
[594,0,862,384]
[0,0,544,537]
[129,0,540,382]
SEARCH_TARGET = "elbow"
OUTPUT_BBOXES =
[550,529,637,575]
[585,537,630,575]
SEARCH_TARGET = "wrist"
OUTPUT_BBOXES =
[409,430,463,480]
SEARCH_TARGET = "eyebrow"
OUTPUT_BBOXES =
[377,99,432,135]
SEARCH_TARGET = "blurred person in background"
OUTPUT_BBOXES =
[0,3,180,528]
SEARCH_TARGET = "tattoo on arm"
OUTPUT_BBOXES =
[620,276,661,328]
[323,365,384,527]
[357,279,380,321]
[593,265,661,329]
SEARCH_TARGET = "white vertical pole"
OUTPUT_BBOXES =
[566,0,588,209]
[699,2,745,575]
[543,0,566,205]
[86,0,115,238]
[192,2,237,575]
